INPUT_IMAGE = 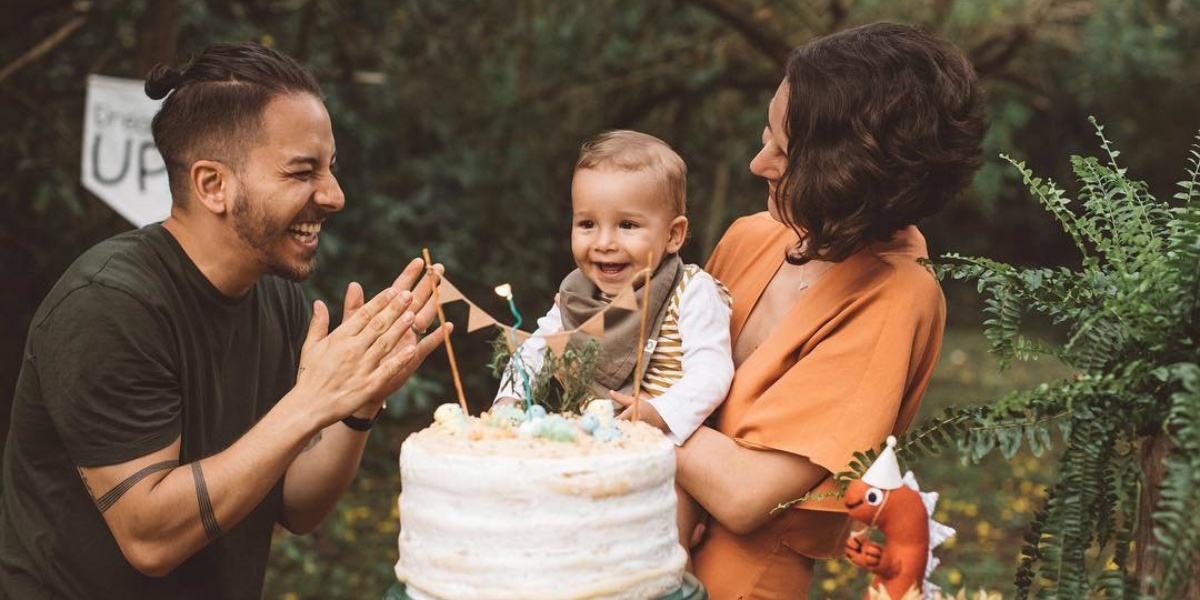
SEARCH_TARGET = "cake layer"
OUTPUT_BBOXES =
[395,419,687,600]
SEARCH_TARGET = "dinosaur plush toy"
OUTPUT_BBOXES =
[844,436,954,600]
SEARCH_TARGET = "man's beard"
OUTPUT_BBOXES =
[230,190,317,282]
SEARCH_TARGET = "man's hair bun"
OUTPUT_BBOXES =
[144,64,185,100]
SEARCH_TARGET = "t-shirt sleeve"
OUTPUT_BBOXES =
[32,284,182,468]
[732,271,944,474]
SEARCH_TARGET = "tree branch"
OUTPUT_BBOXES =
[0,15,87,86]
[680,0,792,67]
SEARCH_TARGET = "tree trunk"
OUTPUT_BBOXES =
[133,0,180,76]
[1136,431,1200,599]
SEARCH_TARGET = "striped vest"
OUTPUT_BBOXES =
[640,265,732,397]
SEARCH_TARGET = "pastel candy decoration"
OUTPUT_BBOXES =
[433,403,468,432]
[489,404,525,428]
[434,403,464,424]
[579,413,600,433]
[518,418,542,437]
[527,405,548,421]
[584,399,615,420]
[537,416,577,442]
[594,427,623,442]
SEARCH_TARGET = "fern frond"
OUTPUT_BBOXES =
[1152,363,1200,597]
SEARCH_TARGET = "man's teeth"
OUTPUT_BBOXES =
[288,222,320,242]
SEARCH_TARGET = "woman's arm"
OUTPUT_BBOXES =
[675,426,829,535]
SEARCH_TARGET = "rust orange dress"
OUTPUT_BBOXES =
[692,212,945,599]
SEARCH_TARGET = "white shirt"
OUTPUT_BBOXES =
[495,269,734,445]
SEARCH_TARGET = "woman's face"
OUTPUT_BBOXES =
[750,80,790,222]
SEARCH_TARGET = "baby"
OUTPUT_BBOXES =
[495,130,734,551]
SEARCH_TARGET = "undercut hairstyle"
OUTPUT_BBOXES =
[145,42,323,203]
[777,22,988,264]
[576,130,688,217]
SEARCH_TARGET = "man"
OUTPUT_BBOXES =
[0,43,448,598]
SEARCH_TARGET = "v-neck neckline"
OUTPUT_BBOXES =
[731,229,845,367]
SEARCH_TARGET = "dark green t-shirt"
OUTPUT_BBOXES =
[0,224,309,599]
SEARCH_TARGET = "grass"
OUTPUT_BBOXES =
[263,326,1072,599]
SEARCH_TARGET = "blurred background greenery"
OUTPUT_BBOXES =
[2,0,1198,597]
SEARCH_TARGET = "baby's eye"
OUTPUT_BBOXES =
[619,220,638,229]
[576,220,595,229]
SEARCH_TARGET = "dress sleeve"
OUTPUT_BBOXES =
[646,272,734,445]
[32,284,182,468]
[733,272,944,473]
[493,303,562,402]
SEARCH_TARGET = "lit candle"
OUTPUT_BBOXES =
[495,283,533,411]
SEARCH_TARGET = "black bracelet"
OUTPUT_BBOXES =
[342,405,385,431]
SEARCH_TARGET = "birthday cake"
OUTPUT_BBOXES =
[394,403,688,600]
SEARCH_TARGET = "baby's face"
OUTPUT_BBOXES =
[570,167,688,296]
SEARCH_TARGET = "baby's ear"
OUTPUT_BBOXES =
[667,215,689,252]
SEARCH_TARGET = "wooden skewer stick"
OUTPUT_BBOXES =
[630,253,653,423]
[422,248,468,415]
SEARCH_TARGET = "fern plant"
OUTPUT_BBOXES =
[904,119,1200,599]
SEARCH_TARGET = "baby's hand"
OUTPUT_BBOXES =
[610,390,669,433]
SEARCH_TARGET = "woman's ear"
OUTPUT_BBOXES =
[189,160,235,215]
[666,215,689,253]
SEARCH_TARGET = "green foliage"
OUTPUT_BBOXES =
[489,331,601,414]
[909,122,1200,598]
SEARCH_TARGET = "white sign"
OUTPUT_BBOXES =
[81,74,170,227]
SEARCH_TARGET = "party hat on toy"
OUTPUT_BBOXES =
[861,435,904,490]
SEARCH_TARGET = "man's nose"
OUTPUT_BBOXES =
[315,174,345,212]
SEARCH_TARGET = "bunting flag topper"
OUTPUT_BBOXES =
[433,275,641,352]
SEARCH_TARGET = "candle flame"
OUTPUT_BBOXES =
[494,283,513,300]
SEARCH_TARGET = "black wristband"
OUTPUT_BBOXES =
[342,405,385,431]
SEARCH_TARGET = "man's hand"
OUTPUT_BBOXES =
[610,390,670,433]
[289,257,453,426]
[335,258,450,418]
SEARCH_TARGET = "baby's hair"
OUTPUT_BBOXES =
[576,130,687,217]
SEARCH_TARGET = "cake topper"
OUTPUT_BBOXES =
[844,436,955,600]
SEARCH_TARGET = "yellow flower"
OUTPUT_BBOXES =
[947,569,963,585]
[976,522,992,539]
[821,579,837,592]
[284,594,299,600]
[963,503,978,517]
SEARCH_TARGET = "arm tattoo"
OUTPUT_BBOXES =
[92,460,179,513]
[190,462,223,540]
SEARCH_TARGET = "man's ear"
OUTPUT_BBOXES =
[189,160,235,215]
[666,215,689,254]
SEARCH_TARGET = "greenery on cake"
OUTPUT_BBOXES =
[889,121,1200,599]
[489,332,602,415]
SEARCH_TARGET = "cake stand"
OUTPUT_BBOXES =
[383,573,708,600]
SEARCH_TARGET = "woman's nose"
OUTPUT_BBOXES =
[749,146,780,180]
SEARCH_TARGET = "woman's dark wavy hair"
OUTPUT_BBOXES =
[776,22,987,264]
[145,42,322,202]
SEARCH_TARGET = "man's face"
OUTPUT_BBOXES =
[570,167,687,296]
[230,93,343,282]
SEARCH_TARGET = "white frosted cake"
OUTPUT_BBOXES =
[395,404,687,600]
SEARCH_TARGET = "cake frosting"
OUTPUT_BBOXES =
[395,404,687,600]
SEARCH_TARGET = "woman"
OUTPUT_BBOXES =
[678,23,987,598]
